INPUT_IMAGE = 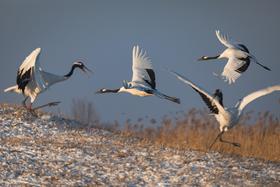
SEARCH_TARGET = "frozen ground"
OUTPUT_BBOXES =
[0,104,279,186]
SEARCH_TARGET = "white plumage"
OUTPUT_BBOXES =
[199,30,271,84]
[132,45,153,84]
[96,45,180,104]
[170,70,280,148]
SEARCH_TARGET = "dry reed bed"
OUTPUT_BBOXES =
[69,100,280,161]
[3,101,279,161]
[121,109,280,161]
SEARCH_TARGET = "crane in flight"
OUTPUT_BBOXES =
[198,30,271,84]
[96,45,180,104]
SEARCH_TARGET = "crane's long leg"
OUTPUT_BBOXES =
[209,131,241,150]
[22,97,29,108]
[219,136,240,147]
[32,101,61,111]
[21,97,34,112]
[209,131,224,150]
[23,101,60,117]
[21,100,37,116]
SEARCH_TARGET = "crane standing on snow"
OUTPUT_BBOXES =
[4,48,92,111]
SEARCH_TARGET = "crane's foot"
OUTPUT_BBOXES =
[22,105,38,117]
[22,97,29,109]
[32,101,61,111]
[220,137,241,148]
[29,109,38,117]
[22,103,33,112]
[232,142,241,147]
[208,131,241,150]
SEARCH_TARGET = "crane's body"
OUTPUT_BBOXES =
[118,85,152,97]
[169,70,280,148]
[96,45,180,104]
[4,48,91,111]
[214,107,238,132]
[199,30,271,84]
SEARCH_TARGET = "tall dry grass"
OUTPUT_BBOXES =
[70,101,280,161]
[71,98,100,126]
[70,99,119,131]
[122,109,280,161]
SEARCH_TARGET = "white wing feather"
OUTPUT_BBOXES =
[221,57,245,84]
[131,45,153,84]
[169,70,226,114]
[216,30,237,49]
[238,85,280,112]
[18,48,49,103]
[19,48,41,74]
[19,48,47,90]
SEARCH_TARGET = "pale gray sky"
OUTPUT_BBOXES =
[0,0,279,122]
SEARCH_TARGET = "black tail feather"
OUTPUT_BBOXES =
[163,94,181,104]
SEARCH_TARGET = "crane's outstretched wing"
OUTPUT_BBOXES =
[221,57,270,85]
[169,70,225,114]
[238,85,280,112]
[132,45,156,89]
[40,70,66,87]
[16,48,47,92]
[216,30,251,51]
[221,57,251,84]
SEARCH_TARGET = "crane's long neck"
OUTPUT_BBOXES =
[103,88,120,93]
[64,64,78,78]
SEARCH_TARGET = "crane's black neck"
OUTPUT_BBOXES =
[204,55,220,60]
[102,88,120,93]
[64,64,79,78]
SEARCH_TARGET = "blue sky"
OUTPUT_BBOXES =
[0,0,279,122]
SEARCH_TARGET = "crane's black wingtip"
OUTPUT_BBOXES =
[258,63,271,71]
[265,67,271,71]
[174,98,181,104]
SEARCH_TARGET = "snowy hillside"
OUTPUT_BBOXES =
[0,104,279,186]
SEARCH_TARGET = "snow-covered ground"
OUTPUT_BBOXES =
[0,104,279,186]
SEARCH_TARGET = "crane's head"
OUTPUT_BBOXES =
[198,56,209,61]
[198,55,220,61]
[73,61,93,74]
[96,88,108,94]
[95,88,120,94]
[214,89,222,94]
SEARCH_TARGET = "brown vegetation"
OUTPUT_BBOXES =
[71,100,280,161]
[71,98,100,127]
